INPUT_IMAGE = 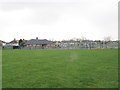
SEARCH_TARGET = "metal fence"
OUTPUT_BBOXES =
[56,41,118,49]
[2,41,119,50]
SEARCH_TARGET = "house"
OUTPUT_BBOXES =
[0,40,6,46]
[0,40,6,49]
[4,39,19,49]
[25,37,54,49]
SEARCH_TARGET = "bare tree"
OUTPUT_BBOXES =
[71,37,77,41]
[76,38,82,42]
[81,36,87,41]
[104,36,112,41]
[104,36,112,48]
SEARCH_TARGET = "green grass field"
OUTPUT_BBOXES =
[2,49,118,88]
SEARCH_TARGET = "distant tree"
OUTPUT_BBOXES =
[100,41,103,48]
[104,36,112,42]
[19,39,22,46]
[104,41,108,48]
[81,36,87,41]
[19,39,25,49]
[71,37,77,41]
[0,43,2,47]
[104,36,112,48]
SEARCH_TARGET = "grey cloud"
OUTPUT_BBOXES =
[0,1,88,25]
[0,1,89,11]
[0,0,86,3]
[24,9,60,25]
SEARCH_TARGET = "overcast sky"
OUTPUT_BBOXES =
[0,0,119,42]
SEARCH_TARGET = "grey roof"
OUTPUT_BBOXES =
[10,40,17,44]
[25,39,53,45]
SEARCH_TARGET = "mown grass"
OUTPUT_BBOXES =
[2,49,118,88]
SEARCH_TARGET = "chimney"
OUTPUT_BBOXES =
[36,37,38,40]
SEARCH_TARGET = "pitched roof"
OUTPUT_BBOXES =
[25,39,53,45]
[10,40,18,43]
[0,40,6,43]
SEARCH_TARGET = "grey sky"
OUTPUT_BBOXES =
[0,0,118,42]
